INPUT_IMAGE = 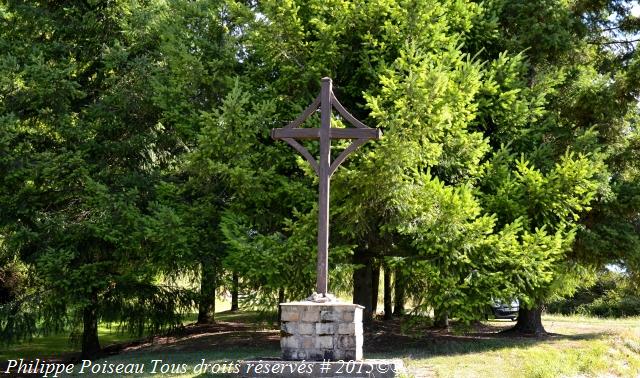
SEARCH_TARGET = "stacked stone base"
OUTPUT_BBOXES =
[280,302,364,361]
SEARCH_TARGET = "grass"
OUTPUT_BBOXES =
[3,312,640,377]
[0,299,261,361]
[0,324,140,360]
[398,315,640,378]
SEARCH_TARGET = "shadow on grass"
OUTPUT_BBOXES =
[214,310,278,325]
[365,318,609,359]
[113,314,609,363]
[1,311,614,375]
[0,311,277,364]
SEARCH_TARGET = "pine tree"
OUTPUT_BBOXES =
[0,2,194,356]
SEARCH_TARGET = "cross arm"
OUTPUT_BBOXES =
[284,95,321,129]
[328,138,368,176]
[282,138,319,175]
[271,127,382,140]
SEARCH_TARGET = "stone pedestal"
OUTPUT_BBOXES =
[280,302,364,361]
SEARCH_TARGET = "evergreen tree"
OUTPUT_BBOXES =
[471,0,640,334]
[141,0,239,324]
[0,2,193,356]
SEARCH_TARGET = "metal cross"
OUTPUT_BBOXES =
[271,77,382,297]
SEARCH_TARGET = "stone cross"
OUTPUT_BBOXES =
[271,77,382,298]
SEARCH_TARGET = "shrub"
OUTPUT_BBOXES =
[548,270,640,317]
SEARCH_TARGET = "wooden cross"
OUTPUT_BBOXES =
[271,77,382,297]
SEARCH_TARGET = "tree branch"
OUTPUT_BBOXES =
[588,38,640,45]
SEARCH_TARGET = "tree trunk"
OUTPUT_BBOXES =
[383,265,393,320]
[197,262,216,324]
[277,288,285,324]
[434,308,449,329]
[2,301,20,340]
[393,267,405,316]
[231,271,239,312]
[81,292,100,358]
[512,304,546,335]
[278,287,285,304]
[353,247,373,325]
[371,262,380,316]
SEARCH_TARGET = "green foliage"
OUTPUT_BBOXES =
[549,269,640,317]
[0,1,198,351]
[225,0,638,321]
[188,77,318,306]
[482,150,599,231]
[1,0,638,353]
[481,0,584,65]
